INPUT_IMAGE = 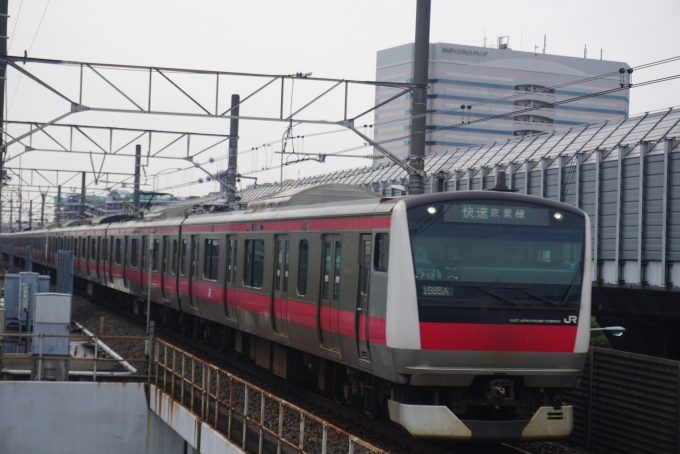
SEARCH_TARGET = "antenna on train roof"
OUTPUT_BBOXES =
[489,171,517,192]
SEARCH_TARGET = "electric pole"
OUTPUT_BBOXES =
[56,185,61,225]
[80,172,86,219]
[133,144,141,213]
[408,0,431,195]
[40,192,46,227]
[0,0,8,232]
[227,94,240,210]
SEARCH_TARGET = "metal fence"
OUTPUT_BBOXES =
[152,338,386,454]
[565,347,680,454]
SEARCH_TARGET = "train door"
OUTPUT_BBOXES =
[224,235,237,320]
[356,235,372,362]
[319,234,342,352]
[189,235,199,310]
[161,236,170,302]
[140,236,148,295]
[107,237,113,284]
[96,237,101,279]
[272,235,290,338]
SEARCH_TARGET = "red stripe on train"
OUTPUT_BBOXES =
[419,322,577,352]
[307,217,390,231]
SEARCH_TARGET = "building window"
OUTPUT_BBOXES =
[244,240,265,288]
[298,240,308,296]
[204,239,219,281]
[374,233,389,271]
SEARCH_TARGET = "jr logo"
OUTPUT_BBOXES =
[564,315,578,324]
[207,288,212,298]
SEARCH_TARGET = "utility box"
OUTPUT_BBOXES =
[3,274,20,329]
[31,293,71,381]
[32,293,71,356]
[0,304,5,370]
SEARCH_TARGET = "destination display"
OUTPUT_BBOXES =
[443,203,550,226]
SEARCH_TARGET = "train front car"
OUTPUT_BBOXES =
[384,191,591,441]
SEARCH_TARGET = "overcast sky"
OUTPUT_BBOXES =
[4,0,680,207]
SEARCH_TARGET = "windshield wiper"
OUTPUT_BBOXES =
[560,265,584,306]
[466,286,519,306]
[490,286,559,307]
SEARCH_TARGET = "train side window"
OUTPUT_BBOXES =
[152,239,160,271]
[82,238,87,258]
[180,239,188,276]
[115,238,122,264]
[374,233,389,272]
[203,239,219,281]
[297,240,309,296]
[90,238,96,260]
[74,238,78,257]
[244,239,264,288]
[130,239,139,267]
[172,240,178,274]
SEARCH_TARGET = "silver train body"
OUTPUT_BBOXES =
[1,184,591,441]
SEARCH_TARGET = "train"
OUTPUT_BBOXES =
[0,181,591,441]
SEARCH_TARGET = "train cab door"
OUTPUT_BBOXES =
[272,235,290,338]
[189,235,199,310]
[161,236,170,302]
[319,234,342,352]
[356,235,372,363]
[224,235,237,320]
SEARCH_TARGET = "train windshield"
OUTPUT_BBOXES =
[407,200,585,307]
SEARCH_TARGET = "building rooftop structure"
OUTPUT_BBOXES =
[373,41,631,160]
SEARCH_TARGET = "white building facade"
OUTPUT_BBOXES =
[374,42,630,159]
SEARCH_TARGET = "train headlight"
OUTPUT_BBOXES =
[427,206,437,215]
[554,212,564,221]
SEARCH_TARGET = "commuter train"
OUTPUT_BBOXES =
[0,182,591,441]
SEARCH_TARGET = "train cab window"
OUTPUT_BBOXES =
[297,240,309,296]
[203,239,219,281]
[152,239,160,271]
[172,240,178,274]
[374,233,389,272]
[130,239,139,267]
[244,240,264,288]
[180,239,188,276]
[90,238,97,260]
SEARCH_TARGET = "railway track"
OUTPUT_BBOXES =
[73,288,529,454]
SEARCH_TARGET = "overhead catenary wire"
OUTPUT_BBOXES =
[232,71,680,178]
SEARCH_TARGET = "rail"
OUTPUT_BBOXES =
[152,338,387,454]
[0,332,149,380]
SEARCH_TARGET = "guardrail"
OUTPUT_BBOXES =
[152,338,387,454]
[564,347,679,454]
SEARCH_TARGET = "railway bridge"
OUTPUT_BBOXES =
[239,106,680,359]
